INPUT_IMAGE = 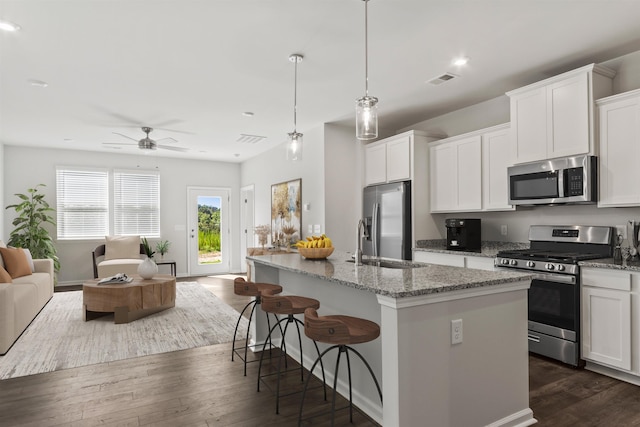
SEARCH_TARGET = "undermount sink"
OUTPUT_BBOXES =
[346,258,424,269]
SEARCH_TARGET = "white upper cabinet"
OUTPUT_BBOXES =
[507,63,615,164]
[597,88,640,207]
[364,143,387,185]
[430,124,513,213]
[364,133,413,185]
[481,125,514,211]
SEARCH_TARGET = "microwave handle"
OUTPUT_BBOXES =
[558,169,565,198]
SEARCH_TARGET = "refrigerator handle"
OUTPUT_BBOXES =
[372,202,379,257]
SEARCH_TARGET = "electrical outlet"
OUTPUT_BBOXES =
[314,224,321,233]
[308,224,313,234]
[616,225,627,240]
[451,319,463,345]
[501,225,508,236]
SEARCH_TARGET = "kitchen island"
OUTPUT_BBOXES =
[247,250,535,427]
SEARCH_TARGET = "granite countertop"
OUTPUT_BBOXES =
[413,239,530,258]
[247,250,531,299]
[580,258,640,272]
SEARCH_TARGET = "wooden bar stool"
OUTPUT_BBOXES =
[298,307,382,426]
[257,293,327,414]
[231,277,283,376]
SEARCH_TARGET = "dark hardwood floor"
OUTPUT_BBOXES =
[2,275,640,426]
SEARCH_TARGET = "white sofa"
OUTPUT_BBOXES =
[0,257,54,355]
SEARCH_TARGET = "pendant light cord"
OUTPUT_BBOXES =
[364,0,369,97]
[293,56,298,132]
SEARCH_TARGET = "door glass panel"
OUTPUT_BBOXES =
[198,196,222,265]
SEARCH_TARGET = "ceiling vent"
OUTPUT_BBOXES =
[428,72,458,85]
[236,134,267,144]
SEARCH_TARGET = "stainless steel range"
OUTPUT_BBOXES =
[495,225,614,366]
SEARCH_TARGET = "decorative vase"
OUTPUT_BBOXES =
[138,256,158,279]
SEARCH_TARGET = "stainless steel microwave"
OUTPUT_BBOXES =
[508,155,597,206]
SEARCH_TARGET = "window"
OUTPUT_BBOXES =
[56,167,160,240]
[113,170,160,238]
[56,167,109,240]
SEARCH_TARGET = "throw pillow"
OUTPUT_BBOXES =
[22,248,36,273]
[0,265,11,283]
[104,235,141,260]
[0,247,32,279]
[0,240,5,270]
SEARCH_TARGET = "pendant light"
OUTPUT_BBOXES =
[287,54,303,161]
[356,0,378,140]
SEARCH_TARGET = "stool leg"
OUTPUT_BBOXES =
[311,339,328,401]
[231,299,255,362]
[345,345,383,404]
[298,345,340,427]
[330,346,347,427]
[241,301,259,376]
[345,347,353,422]
[257,317,288,393]
[293,317,304,382]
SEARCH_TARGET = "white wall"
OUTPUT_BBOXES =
[3,146,241,284]
[240,124,325,247]
[0,143,4,240]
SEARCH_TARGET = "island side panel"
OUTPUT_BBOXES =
[378,283,535,427]
[249,262,281,348]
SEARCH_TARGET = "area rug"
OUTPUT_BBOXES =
[0,282,248,380]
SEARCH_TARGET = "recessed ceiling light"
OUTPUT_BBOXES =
[63,138,73,142]
[234,153,240,157]
[242,112,254,117]
[452,56,469,66]
[28,79,48,88]
[0,20,21,32]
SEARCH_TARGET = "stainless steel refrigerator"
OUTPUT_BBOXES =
[362,181,412,260]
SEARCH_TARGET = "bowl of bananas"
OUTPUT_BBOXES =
[295,235,334,259]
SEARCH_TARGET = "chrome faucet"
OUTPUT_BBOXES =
[356,219,364,266]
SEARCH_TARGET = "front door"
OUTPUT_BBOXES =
[187,187,230,276]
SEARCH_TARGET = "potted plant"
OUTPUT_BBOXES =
[155,240,170,259]
[5,184,60,273]
[138,237,157,279]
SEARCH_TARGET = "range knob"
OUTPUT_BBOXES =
[557,265,565,272]
[526,261,535,268]
[545,263,555,271]
[510,259,517,266]
[501,258,510,265]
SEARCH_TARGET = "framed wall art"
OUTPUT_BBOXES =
[271,178,302,246]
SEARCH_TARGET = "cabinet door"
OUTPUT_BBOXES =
[386,136,411,182]
[456,136,482,211]
[598,94,640,207]
[413,251,465,267]
[465,255,495,271]
[510,87,547,164]
[482,128,514,211]
[582,286,631,370]
[365,143,387,185]
[430,143,456,212]
[547,73,590,158]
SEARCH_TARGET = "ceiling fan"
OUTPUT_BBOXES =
[103,127,188,152]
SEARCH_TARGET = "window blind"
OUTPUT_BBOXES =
[113,170,160,237]
[56,167,109,239]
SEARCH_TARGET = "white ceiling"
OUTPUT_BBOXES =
[1,0,640,163]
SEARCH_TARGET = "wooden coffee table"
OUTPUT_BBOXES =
[83,274,176,324]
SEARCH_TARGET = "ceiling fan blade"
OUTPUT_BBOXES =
[113,132,140,142]
[103,142,135,146]
[157,145,189,152]
[155,137,178,144]
[153,127,196,135]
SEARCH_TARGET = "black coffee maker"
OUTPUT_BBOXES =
[446,219,481,251]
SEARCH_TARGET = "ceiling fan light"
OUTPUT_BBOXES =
[287,131,303,161]
[356,95,378,140]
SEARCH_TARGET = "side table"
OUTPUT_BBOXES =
[156,259,176,276]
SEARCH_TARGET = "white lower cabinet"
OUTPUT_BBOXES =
[413,251,495,271]
[581,267,632,371]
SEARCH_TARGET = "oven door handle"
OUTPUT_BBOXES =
[531,273,576,285]
[528,333,541,343]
